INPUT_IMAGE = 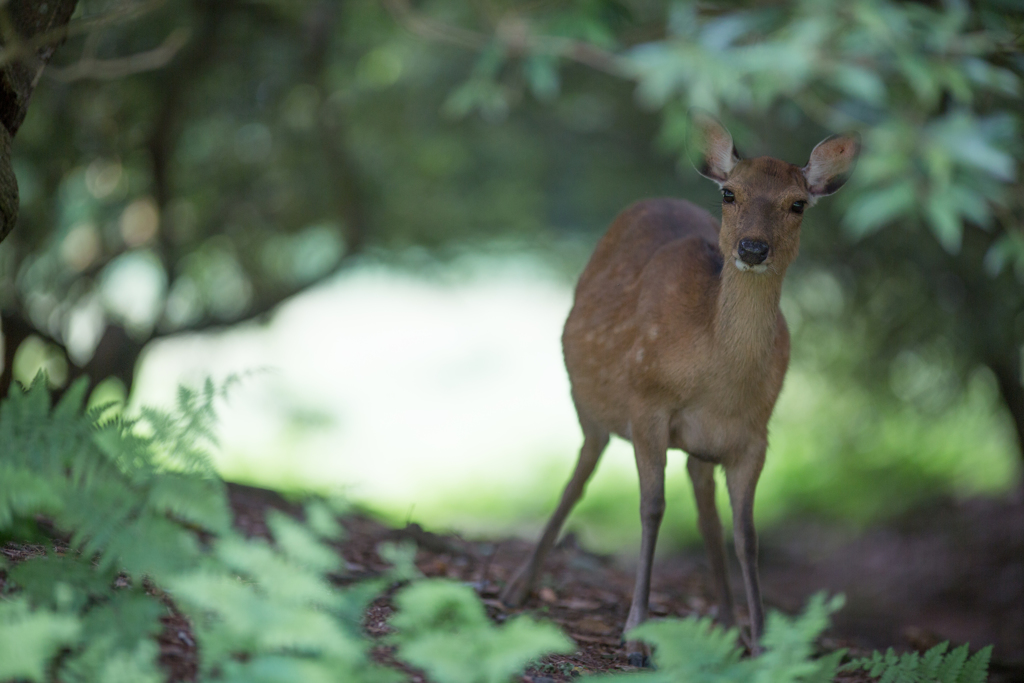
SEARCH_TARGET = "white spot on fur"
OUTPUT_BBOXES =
[635,348,644,362]
[647,326,659,340]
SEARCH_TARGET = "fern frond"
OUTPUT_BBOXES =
[845,641,992,683]
[933,643,967,682]
[1,376,397,683]
[0,597,81,682]
[53,377,89,419]
[959,646,993,683]
[390,580,574,683]
[0,465,64,528]
[267,509,342,573]
[624,615,744,682]
[753,593,844,683]
[8,554,118,612]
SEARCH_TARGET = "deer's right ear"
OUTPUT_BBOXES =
[688,109,740,185]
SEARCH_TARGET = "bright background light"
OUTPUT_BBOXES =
[132,255,649,547]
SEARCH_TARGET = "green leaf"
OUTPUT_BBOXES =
[0,599,81,682]
[170,569,362,660]
[524,54,560,102]
[95,640,163,683]
[844,641,992,683]
[959,645,992,683]
[8,554,118,612]
[215,534,341,607]
[0,464,64,529]
[925,191,963,253]
[53,377,90,420]
[377,540,422,582]
[267,509,341,574]
[934,643,964,682]
[146,471,231,534]
[81,591,165,644]
[754,593,844,683]
[391,580,573,683]
[832,64,887,104]
[626,616,743,677]
[844,182,917,237]
[304,500,344,539]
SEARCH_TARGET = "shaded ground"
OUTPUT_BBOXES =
[3,484,1021,682]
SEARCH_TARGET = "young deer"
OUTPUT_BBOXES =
[500,111,859,662]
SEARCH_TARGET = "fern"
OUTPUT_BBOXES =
[0,597,80,682]
[389,579,575,683]
[844,642,993,683]
[603,593,845,682]
[0,374,401,682]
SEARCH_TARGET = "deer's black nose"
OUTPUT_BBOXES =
[738,239,769,265]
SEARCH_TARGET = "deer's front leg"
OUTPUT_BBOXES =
[687,456,736,628]
[623,413,669,667]
[725,446,766,652]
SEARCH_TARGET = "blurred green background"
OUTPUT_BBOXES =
[1,0,1022,553]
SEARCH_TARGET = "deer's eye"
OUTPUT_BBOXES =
[722,189,735,204]
[790,200,806,214]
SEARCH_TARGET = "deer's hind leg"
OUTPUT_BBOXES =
[500,417,609,607]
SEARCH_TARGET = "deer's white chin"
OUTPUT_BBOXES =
[734,258,768,274]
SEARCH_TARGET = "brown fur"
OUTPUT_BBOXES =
[501,113,859,660]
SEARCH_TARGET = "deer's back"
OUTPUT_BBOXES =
[563,198,722,433]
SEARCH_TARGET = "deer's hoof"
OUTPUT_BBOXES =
[626,653,654,668]
[499,579,529,608]
[624,639,654,668]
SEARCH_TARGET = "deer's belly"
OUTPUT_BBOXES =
[669,408,759,464]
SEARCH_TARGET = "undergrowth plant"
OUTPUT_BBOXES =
[603,594,845,683]
[0,376,408,682]
[0,375,996,683]
[844,642,993,683]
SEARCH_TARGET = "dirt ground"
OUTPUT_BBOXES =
[3,483,1021,682]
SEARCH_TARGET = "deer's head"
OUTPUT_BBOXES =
[689,110,860,275]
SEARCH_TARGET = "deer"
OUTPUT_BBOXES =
[499,110,860,664]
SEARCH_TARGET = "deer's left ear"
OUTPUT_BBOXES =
[802,132,861,198]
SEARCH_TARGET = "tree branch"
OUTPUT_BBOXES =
[382,0,626,77]
[0,0,167,69]
[0,0,79,243]
[45,27,191,81]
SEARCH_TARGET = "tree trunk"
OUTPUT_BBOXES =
[990,356,1024,475]
[0,0,79,243]
[0,310,35,396]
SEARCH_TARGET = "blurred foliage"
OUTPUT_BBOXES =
[389,580,574,683]
[0,377,388,681]
[844,642,993,683]
[608,593,844,682]
[0,376,574,681]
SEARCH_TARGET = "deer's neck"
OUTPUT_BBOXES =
[713,263,784,373]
